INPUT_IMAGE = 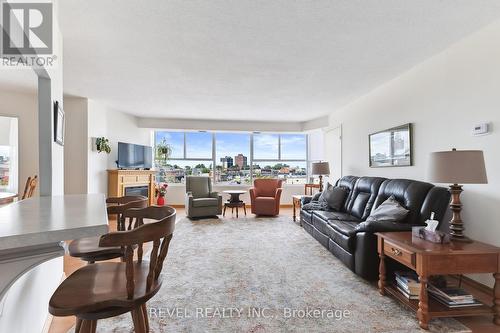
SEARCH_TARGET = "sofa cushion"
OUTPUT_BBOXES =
[319,183,348,211]
[371,179,434,225]
[253,179,282,197]
[187,176,211,198]
[346,177,386,220]
[254,197,276,211]
[327,220,359,237]
[335,176,359,212]
[313,210,360,222]
[324,222,358,252]
[192,198,218,208]
[366,195,409,223]
[312,215,330,235]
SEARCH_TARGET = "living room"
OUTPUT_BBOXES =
[0,1,499,333]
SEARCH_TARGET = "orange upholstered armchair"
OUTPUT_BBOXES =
[249,179,283,216]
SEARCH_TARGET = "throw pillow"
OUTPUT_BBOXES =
[366,195,409,223]
[302,201,328,211]
[318,183,348,211]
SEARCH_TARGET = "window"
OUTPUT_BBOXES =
[186,132,212,159]
[154,131,308,185]
[154,131,212,184]
[281,134,307,160]
[253,133,279,160]
[215,133,251,185]
[0,116,18,193]
[155,131,183,158]
[252,133,307,185]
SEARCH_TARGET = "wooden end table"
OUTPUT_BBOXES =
[223,190,247,218]
[376,232,500,330]
[292,195,311,224]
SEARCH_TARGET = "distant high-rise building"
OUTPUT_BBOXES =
[220,156,234,169]
[235,154,248,168]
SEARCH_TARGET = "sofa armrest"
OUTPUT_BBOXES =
[209,191,219,198]
[355,221,416,233]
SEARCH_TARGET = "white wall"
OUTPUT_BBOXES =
[0,90,39,194]
[64,98,152,195]
[326,19,500,287]
[64,97,88,194]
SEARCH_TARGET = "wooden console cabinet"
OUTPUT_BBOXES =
[107,169,156,206]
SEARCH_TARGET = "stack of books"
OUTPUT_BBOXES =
[428,284,483,308]
[395,271,421,300]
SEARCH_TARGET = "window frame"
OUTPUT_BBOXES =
[154,130,309,186]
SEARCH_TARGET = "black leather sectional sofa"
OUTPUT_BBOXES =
[300,176,450,280]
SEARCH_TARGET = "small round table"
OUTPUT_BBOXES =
[0,192,18,205]
[223,190,247,218]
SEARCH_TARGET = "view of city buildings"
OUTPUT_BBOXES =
[0,147,11,189]
[154,131,308,185]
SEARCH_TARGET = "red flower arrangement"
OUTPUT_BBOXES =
[156,183,168,206]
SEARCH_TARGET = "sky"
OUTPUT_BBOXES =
[154,131,307,168]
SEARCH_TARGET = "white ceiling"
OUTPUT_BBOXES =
[58,1,500,121]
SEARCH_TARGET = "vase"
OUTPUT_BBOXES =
[157,195,165,206]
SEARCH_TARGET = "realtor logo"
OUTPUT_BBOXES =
[2,2,53,55]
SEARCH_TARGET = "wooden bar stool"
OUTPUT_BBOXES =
[50,206,176,333]
[68,196,148,264]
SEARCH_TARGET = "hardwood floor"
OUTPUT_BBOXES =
[49,207,497,333]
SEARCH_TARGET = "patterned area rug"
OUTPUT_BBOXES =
[92,216,471,333]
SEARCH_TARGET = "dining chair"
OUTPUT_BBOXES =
[49,205,176,333]
[68,196,148,264]
[21,175,38,199]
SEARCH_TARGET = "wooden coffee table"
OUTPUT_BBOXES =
[377,231,500,330]
[223,190,247,218]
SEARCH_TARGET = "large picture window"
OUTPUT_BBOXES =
[154,131,307,185]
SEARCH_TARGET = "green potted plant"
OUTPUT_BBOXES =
[96,137,111,154]
[155,139,172,166]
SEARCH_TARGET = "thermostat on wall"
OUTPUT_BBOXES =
[472,123,490,136]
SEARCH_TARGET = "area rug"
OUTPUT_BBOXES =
[93,216,471,333]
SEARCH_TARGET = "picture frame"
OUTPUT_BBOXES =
[369,123,412,168]
[53,101,65,146]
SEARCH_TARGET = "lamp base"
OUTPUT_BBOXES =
[448,184,473,243]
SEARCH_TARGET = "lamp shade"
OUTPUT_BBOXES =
[428,149,488,184]
[311,161,330,175]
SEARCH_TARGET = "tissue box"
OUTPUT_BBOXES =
[412,226,450,244]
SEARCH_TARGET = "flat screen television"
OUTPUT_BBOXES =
[117,142,153,169]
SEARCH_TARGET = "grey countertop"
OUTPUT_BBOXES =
[0,194,109,251]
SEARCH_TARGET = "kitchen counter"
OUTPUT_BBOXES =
[0,194,108,251]
[0,194,109,301]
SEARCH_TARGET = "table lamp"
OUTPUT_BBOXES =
[311,161,330,192]
[428,149,488,242]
